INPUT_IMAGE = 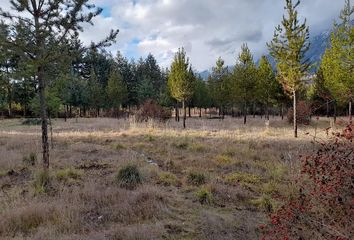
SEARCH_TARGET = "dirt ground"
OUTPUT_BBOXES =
[0,116,335,239]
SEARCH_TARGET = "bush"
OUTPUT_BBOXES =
[158,172,180,186]
[261,125,354,240]
[116,165,142,189]
[196,187,212,204]
[33,170,51,194]
[22,152,37,166]
[225,172,261,185]
[287,101,311,125]
[56,168,83,182]
[135,100,171,122]
[187,171,206,186]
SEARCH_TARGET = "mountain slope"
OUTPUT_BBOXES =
[199,30,331,78]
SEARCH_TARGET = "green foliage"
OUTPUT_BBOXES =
[257,56,282,116]
[225,172,261,185]
[193,76,211,109]
[168,48,195,103]
[56,168,83,182]
[106,66,128,108]
[196,187,213,204]
[187,171,206,186]
[321,0,353,106]
[232,44,258,116]
[88,69,105,110]
[33,170,51,194]
[267,0,311,95]
[208,57,231,110]
[158,172,180,186]
[116,165,142,189]
[30,88,62,117]
[250,195,275,212]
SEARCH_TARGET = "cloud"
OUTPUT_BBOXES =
[0,0,346,70]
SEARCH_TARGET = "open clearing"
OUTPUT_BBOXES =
[0,117,334,239]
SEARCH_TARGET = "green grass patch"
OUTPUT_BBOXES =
[56,168,83,182]
[225,172,261,185]
[187,171,206,186]
[196,187,212,204]
[33,170,51,194]
[116,165,142,190]
[158,172,180,186]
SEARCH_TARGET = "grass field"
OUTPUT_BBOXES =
[0,116,337,239]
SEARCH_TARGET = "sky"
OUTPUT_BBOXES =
[0,0,348,71]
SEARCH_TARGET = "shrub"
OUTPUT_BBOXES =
[22,152,37,166]
[287,100,311,125]
[261,125,354,240]
[187,171,206,186]
[116,165,142,189]
[250,195,274,213]
[56,168,83,182]
[225,172,261,185]
[33,170,51,194]
[215,154,233,165]
[158,172,180,186]
[135,100,171,122]
[196,187,212,204]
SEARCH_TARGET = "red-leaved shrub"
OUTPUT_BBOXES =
[135,100,171,122]
[261,125,354,240]
[287,101,312,125]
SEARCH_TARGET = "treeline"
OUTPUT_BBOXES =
[0,0,352,124]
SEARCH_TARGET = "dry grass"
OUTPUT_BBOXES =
[0,116,335,239]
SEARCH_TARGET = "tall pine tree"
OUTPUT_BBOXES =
[168,48,195,128]
[267,0,310,137]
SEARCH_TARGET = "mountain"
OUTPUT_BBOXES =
[198,30,331,79]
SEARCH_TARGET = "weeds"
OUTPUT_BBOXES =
[116,165,142,189]
[187,171,206,186]
[225,172,261,185]
[33,170,51,194]
[196,187,212,204]
[56,168,83,182]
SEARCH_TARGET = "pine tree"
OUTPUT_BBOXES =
[88,69,104,117]
[0,0,118,169]
[208,57,230,118]
[107,66,127,117]
[267,0,310,137]
[232,43,257,124]
[257,56,279,120]
[321,0,353,123]
[168,48,195,128]
[193,76,210,117]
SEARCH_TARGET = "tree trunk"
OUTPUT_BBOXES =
[188,107,191,118]
[38,66,50,169]
[49,116,54,150]
[253,102,256,118]
[293,90,297,138]
[281,103,284,120]
[326,99,329,118]
[349,99,352,124]
[199,108,202,118]
[333,101,337,124]
[243,103,247,125]
[266,104,269,120]
[182,101,186,129]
